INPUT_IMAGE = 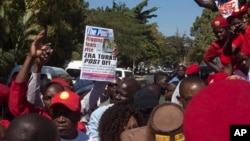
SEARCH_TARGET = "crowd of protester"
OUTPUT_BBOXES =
[0,0,250,141]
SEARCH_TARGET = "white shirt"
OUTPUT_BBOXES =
[171,81,182,107]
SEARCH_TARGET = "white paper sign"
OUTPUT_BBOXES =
[80,25,117,82]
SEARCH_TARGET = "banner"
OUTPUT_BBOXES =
[80,25,117,82]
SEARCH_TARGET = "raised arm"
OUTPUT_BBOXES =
[194,0,217,11]
[9,30,53,117]
[27,54,52,107]
[203,42,223,72]
[204,59,222,72]
[15,30,49,83]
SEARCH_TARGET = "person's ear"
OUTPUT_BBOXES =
[176,96,181,102]
[156,79,161,84]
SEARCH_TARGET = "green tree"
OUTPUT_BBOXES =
[35,0,88,66]
[141,23,165,66]
[85,1,160,68]
[0,0,88,82]
[165,31,193,65]
[0,0,40,82]
[0,0,39,62]
[190,9,218,64]
[131,0,158,24]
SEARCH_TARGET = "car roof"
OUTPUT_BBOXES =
[7,65,68,85]
[9,65,67,74]
[65,60,82,70]
[115,68,132,72]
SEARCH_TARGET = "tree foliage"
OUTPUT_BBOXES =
[35,0,88,66]
[0,0,40,82]
[85,0,163,68]
[0,0,193,82]
[165,31,193,65]
[190,9,218,64]
[131,0,158,24]
[0,0,88,82]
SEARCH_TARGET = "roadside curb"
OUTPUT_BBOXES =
[135,75,147,81]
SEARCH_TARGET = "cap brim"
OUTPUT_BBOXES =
[49,102,77,112]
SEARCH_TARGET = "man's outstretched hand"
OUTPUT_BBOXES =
[29,30,52,61]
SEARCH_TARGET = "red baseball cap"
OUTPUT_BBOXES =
[0,119,10,128]
[184,79,250,141]
[49,90,80,112]
[211,15,228,28]
[51,78,70,87]
[185,64,200,75]
[207,72,229,84]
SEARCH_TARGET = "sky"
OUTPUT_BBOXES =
[85,0,204,37]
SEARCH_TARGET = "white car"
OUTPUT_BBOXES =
[65,60,82,83]
[115,68,134,80]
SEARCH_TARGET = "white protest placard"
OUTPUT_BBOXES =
[80,25,117,82]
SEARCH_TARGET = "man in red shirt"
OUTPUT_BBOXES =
[8,30,53,119]
[8,30,87,134]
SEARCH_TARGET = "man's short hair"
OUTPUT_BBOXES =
[153,72,169,83]
[5,113,58,141]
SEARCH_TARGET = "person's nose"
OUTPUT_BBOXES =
[241,14,248,23]
[217,32,222,36]
[57,116,66,123]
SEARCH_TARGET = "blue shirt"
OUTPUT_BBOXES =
[169,76,180,83]
[86,104,114,140]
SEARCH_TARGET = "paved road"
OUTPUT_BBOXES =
[135,74,167,104]
[135,74,154,86]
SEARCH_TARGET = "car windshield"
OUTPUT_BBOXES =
[125,71,134,78]
[66,69,81,78]
[115,71,122,77]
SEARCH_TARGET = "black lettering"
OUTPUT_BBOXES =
[101,60,111,65]
[84,53,96,59]
[98,54,112,60]
[83,59,100,64]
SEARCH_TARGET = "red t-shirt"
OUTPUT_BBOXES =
[204,40,236,69]
[232,25,250,56]
[203,41,224,62]
[241,25,250,56]
[220,53,236,68]
[232,32,244,48]
[9,80,51,118]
